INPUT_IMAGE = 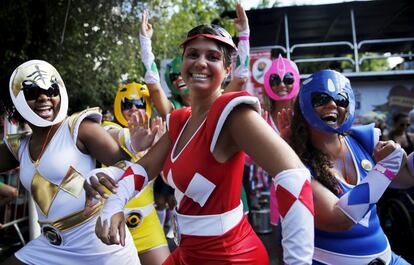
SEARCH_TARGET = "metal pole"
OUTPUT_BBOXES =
[350,9,359,72]
[284,13,291,60]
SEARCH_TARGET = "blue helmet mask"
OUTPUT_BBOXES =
[299,69,355,134]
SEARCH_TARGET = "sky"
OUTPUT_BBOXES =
[240,0,371,10]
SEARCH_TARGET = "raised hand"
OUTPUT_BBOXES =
[234,2,248,33]
[129,111,159,152]
[152,116,166,145]
[277,107,293,141]
[140,9,153,39]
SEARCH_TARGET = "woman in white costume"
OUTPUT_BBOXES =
[0,60,141,265]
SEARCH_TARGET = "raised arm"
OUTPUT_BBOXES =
[139,10,173,118]
[224,3,250,93]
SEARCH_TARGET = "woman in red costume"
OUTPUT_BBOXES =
[93,4,315,264]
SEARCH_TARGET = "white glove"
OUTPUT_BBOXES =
[139,34,160,84]
[85,160,133,185]
[100,163,149,224]
[233,28,250,79]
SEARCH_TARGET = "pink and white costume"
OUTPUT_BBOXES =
[162,91,269,264]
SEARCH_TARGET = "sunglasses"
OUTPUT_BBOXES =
[22,82,60,101]
[311,92,349,108]
[269,72,295,87]
[121,98,146,111]
[169,73,181,82]
[399,123,410,128]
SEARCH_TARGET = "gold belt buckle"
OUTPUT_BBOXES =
[42,224,63,246]
[171,211,181,246]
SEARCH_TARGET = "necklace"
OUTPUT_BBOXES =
[33,125,54,168]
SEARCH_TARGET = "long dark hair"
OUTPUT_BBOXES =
[290,100,341,195]
[0,88,25,124]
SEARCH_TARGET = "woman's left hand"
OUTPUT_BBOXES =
[95,213,126,246]
[277,107,293,142]
[129,112,160,152]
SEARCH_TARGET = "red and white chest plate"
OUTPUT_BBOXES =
[163,92,260,216]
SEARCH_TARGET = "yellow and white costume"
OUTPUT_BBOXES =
[5,109,140,265]
[102,120,168,253]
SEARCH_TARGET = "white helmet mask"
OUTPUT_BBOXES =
[9,60,68,127]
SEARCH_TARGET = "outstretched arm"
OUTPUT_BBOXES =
[95,132,171,246]
[224,3,250,93]
[217,105,314,265]
[140,10,173,118]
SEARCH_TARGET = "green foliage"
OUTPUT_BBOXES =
[1,0,237,113]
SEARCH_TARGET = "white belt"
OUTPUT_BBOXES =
[124,203,154,217]
[313,243,391,265]
[175,202,244,236]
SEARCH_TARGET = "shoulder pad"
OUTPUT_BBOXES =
[349,123,379,155]
[68,107,102,137]
[4,132,30,160]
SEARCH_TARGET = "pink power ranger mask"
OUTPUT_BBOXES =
[263,55,300,101]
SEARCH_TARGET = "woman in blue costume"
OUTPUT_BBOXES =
[289,69,414,264]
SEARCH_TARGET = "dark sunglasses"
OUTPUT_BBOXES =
[121,98,146,111]
[399,123,410,128]
[269,72,295,87]
[311,92,350,108]
[22,81,60,101]
[169,73,181,82]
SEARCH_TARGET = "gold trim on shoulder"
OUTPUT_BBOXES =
[32,169,60,216]
[5,132,30,160]
[68,107,101,136]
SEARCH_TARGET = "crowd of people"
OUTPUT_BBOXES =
[1,2,414,265]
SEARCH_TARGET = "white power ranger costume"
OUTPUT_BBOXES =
[5,60,140,265]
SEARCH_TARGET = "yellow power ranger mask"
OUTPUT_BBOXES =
[114,82,152,127]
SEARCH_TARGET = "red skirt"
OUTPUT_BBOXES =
[163,216,269,265]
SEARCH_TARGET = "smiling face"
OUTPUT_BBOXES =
[9,60,68,127]
[313,98,348,129]
[25,86,61,123]
[263,56,300,101]
[299,69,355,134]
[114,82,151,127]
[181,37,230,94]
[269,73,294,97]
